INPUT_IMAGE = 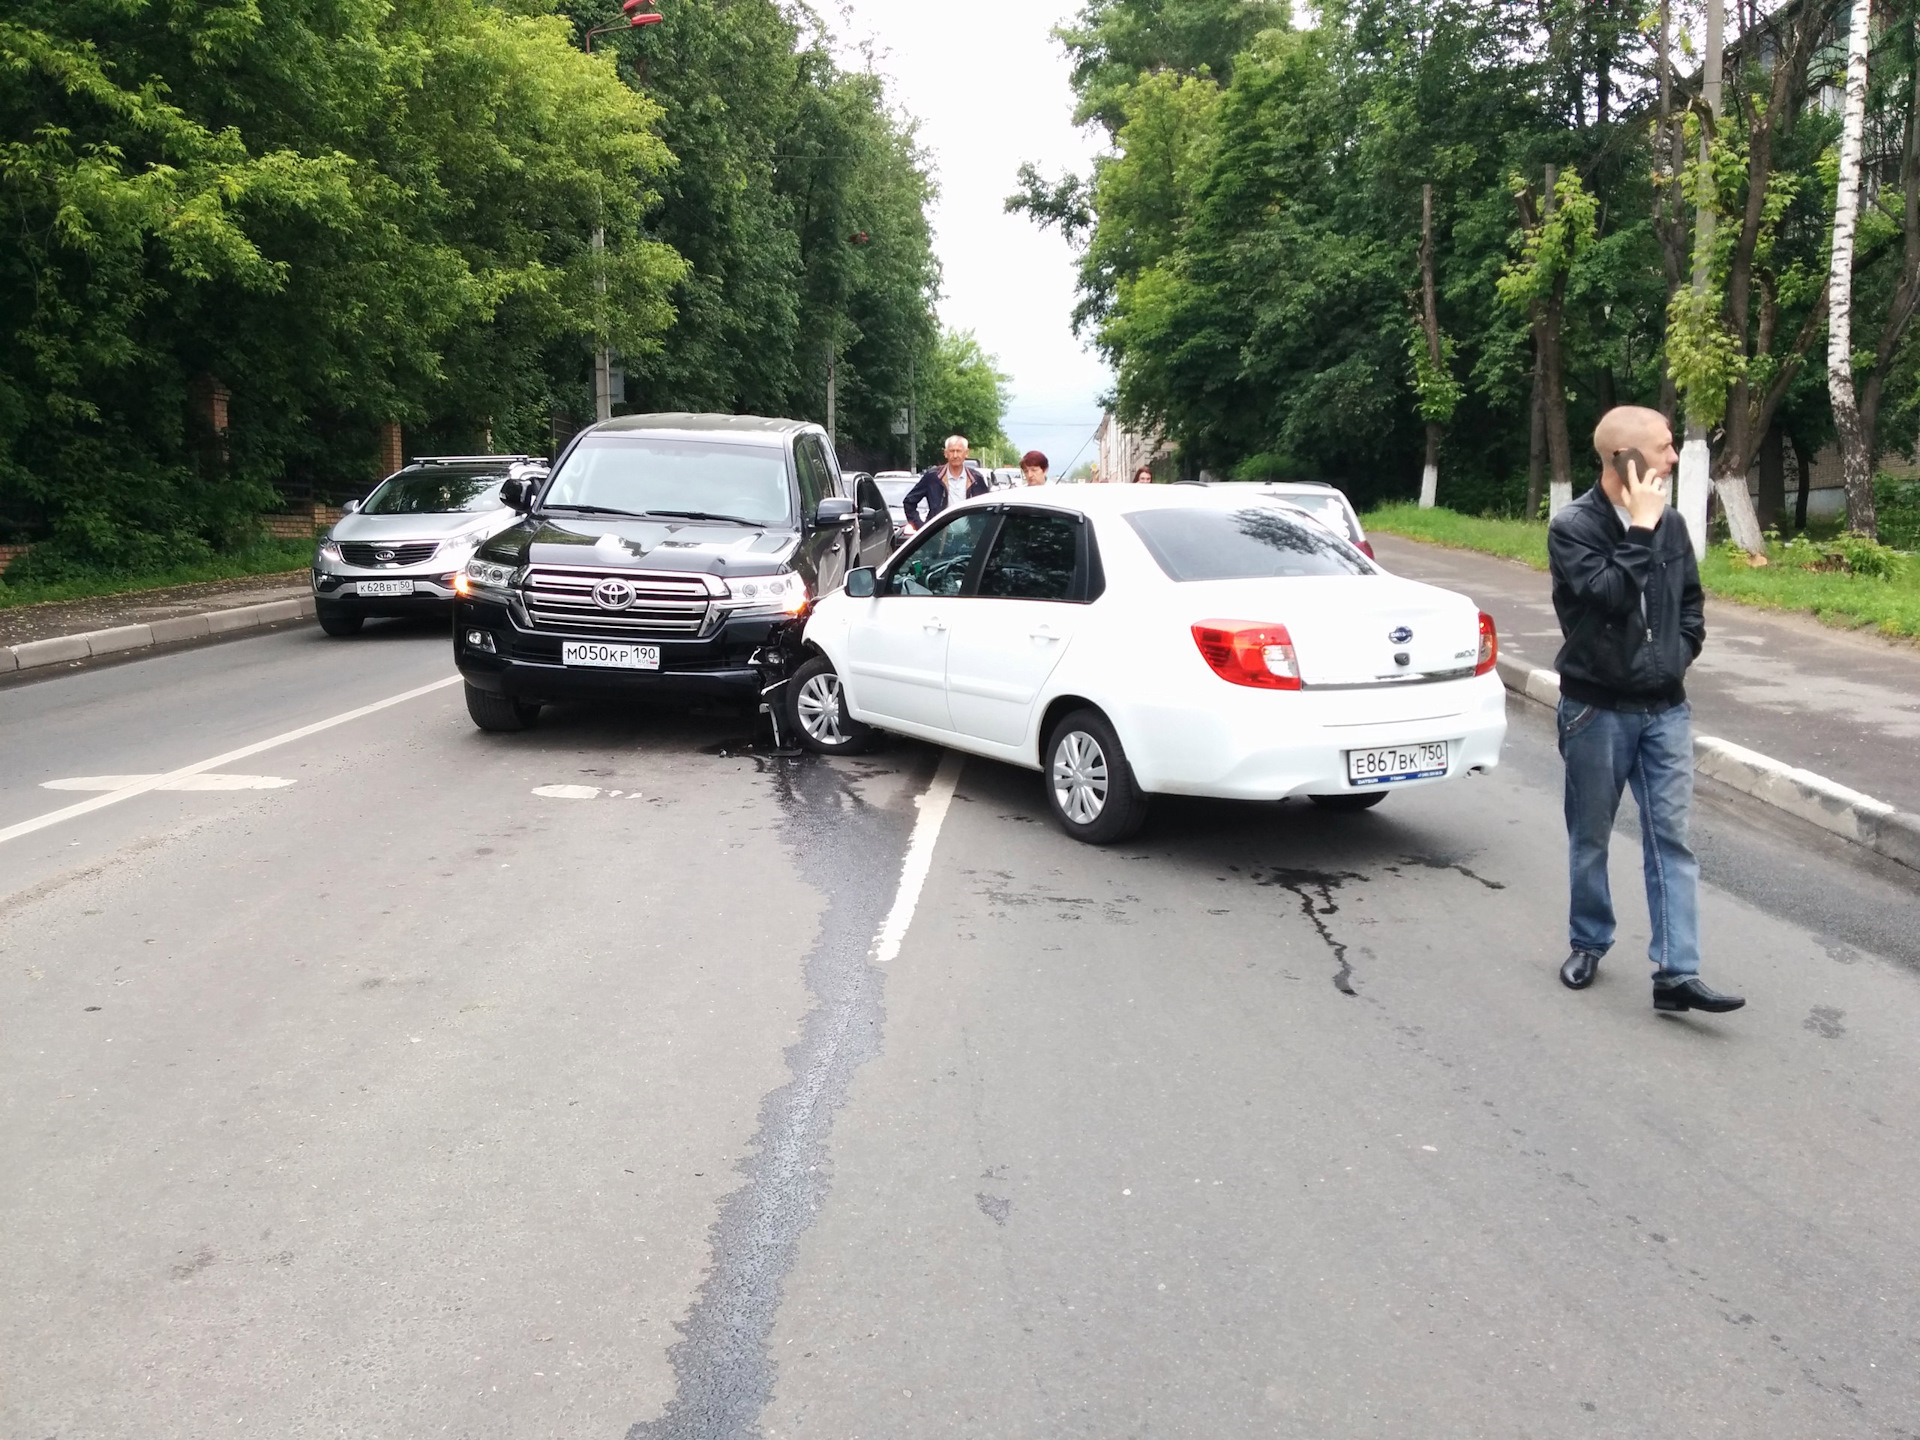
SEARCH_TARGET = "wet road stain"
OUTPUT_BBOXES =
[1393,854,1507,890]
[1803,1006,1846,1038]
[624,751,925,1440]
[975,1193,1012,1226]
[1252,868,1366,995]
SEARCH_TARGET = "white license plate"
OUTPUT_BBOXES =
[563,642,660,671]
[1347,741,1452,787]
[357,579,414,598]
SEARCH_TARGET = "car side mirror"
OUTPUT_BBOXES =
[500,477,535,513]
[846,567,877,599]
[814,496,858,528]
[341,499,361,515]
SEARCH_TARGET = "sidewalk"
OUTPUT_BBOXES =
[0,572,309,650]
[1372,534,1920,818]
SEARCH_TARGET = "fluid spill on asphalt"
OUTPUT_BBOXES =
[625,749,929,1440]
[1254,868,1367,995]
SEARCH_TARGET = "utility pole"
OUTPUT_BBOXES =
[1676,0,1723,559]
[583,3,662,424]
[826,348,837,446]
[592,226,613,422]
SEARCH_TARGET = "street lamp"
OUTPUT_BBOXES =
[584,2,664,421]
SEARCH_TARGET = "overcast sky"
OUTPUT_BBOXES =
[829,0,1111,473]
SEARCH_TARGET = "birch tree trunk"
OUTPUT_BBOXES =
[1828,0,1880,537]
[1418,183,1444,509]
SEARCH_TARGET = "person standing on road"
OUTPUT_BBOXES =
[1550,406,1744,1014]
[1021,450,1050,486]
[904,435,990,530]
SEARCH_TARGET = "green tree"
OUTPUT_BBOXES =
[916,329,1010,458]
[1,0,685,577]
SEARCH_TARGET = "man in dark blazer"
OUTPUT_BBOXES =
[903,434,990,530]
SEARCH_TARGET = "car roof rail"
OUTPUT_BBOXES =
[411,454,543,466]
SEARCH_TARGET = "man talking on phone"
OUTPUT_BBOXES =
[1548,406,1744,1013]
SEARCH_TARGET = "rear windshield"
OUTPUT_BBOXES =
[545,437,792,527]
[1127,505,1374,582]
[1272,492,1359,541]
[363,472,510,515]
[874,476,916,504]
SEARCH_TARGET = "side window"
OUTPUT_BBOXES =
[977,510,1081,601]
[815,437,847,496]
[887,512,995,597]
[856,476,887,515]
[793,439,827,513]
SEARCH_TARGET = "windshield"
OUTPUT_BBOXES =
[544,437,793,526]
[363,472,511,516]
[1127,505,1374,582]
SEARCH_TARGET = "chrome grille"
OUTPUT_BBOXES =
[523,567,712,636]
[341,541,439,568]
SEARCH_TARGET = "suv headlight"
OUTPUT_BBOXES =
[456,557,520,598]
[317,540,343,566]
[718,571,809,618]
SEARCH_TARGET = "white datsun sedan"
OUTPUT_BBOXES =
[786,485,1507,843]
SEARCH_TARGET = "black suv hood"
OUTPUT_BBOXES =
[484,515,800,576]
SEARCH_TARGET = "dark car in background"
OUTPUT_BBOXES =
[312,455,544,636]
[452,414,894,731]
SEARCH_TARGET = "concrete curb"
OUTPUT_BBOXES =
[1498,656,1920,875]
[2,595,314,677]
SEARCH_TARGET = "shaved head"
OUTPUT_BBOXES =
[1593,406,1671,467]
[1592,405,1678,503]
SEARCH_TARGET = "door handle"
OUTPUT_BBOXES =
[1030,626,1061,642]
[924,616,947,633]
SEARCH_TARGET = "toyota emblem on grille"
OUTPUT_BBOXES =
[1389,626,1414,645]
[593,578,637,611]
[375,548,396,563]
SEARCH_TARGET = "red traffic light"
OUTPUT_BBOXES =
[622,0,663,25]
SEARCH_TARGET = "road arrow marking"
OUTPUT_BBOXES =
[42,774,296,792]
[0,676,459,847]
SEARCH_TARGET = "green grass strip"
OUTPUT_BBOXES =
[1366,504,1920,640]
[0,538,316,612]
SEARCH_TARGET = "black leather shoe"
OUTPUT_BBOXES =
[1559,950,1601,990]
[1653,977,1746,1013]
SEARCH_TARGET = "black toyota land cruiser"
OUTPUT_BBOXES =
[452,413,894,731]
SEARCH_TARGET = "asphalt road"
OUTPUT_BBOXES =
[4,620,1918,1439]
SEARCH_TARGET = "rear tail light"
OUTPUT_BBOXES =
[1357,539,1375,559]
[1475,611,1498,675]
[1192,620,1302,690]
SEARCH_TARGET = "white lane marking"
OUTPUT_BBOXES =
[871,751,965,964]
[533,785,603,801]
[0,676,460,847]
[42,774,297,792]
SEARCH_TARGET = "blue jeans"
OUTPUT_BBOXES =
[1557,699,1700,979]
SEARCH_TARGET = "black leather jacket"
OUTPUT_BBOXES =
[1547,484,1705,710]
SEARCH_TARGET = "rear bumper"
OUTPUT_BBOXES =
[1120,672,1509,800]
[454,598,787,704]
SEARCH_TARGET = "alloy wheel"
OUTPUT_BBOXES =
[796,670,847,745]
[1052,730,1109,825]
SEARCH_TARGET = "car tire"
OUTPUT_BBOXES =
[1308,791,1387,813]
[464,682,540,733]
[1044,708,1148,844]
[787,655,873,755]
[316,607,363,638]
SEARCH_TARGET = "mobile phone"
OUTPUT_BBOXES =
[1611,447,1648,486]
